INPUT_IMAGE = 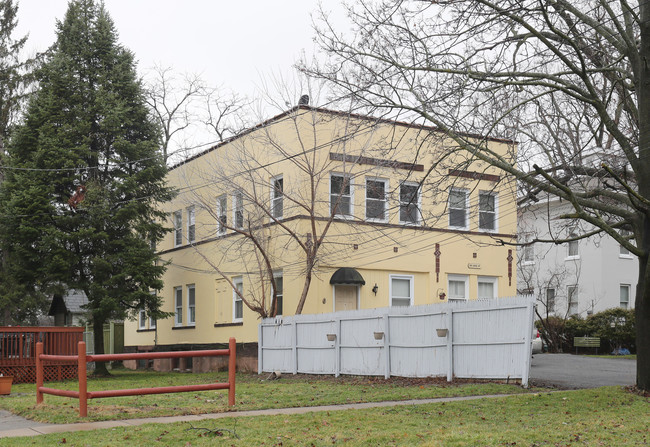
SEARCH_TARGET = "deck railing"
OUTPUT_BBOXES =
[0,327,84,383]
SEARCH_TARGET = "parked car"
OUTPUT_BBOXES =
[532,329,543,354]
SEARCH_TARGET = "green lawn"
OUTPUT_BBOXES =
[0,370,538,423]
[0,386,647,446]
[585,354,637,360]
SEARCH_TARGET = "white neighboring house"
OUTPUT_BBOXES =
[517,197,637,318]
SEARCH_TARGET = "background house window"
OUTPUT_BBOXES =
[187,284,196,326]
[546,288,555,313]
[567,231,579,258]
[568,285,578,314]
[365,179,387,221]
[271,176,283,219]
[187,206,195,243]
[149,316,156,329]
[448,274,469,301]
[330,174,352,216]
[233,192,244,229]
[217,195,227,234]
[138,309,146,330]
[399,183,419,224]
[448,188,468,229]
[390,274,413,306]
[478,191,497,231]
[522,239,534,263]
[273,273,283,315]
[233,277,243,322]
[620,284,630,309]
[173,211,182,247]
[619,230,633,257]
[477,276,497,300]
[174,286,183,326]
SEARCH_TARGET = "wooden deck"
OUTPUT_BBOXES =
[0,327,84,383]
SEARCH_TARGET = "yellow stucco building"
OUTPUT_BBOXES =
[124,106,518,369]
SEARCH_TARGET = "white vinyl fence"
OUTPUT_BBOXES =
[259,296,535,386]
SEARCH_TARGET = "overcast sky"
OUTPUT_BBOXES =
[15,0,345,156]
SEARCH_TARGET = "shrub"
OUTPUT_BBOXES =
[584,308,635,354]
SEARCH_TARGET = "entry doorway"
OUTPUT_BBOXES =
[334,285,359,312]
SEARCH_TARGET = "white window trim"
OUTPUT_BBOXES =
[149,316,156,329]
[273,271,284,316]
[521,233,535,265]
[447,274,469,301]
[365,177,389,223]
[448,188,469,231]
[174,286,183,326]
[173,210,182,247]
[187,284,196,326]
[399,181,421,225]
[567,285,579,314]
[478,191,498,233]
[566,230,580,260]
[477,276,498,300]
[232,277,243,323]
[329,173,354,218]
[187,206,196,243]
[270,175,284,220]
[389,274,414,307]
[138,309,147,330]
[216,194,227,235]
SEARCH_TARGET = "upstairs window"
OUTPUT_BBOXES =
[271,176,284,219]
[399,183,419,224]
[330,174,352,217]
[366,178,387,221]
[217,195,227,235]
[233,192,244,229]
[567,231,579,259]
[173,211,182,247]
[187,206,195,243]
[449,188,468,229]
[478,192,497,231]
[521,233,535,264]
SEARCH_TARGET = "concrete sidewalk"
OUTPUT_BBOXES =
[0,393,521,439]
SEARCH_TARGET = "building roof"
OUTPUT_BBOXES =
[48,289,89,316]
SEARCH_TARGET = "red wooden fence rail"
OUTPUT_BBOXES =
[35,338,236,417]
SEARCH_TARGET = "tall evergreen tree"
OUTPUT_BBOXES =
[0,0,174,374]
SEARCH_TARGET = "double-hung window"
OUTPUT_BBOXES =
[448,188,468,229]
[568,285,578,314]
[174,286,183,326]
[546,288,556,313]
[390,275,413,307]
[138,309,147,330]
[233,192,244,229]
[620,284,630,309]
[187,284,196,326]
[399,182,419,224]
[217,195,227,235]
[273,273,283,316]
[567,230,579,259]
[522,233,535,264]
[448,274,469,301]
[187,206,195,243]
[173,211,182,247]
[271,176,283,219]
[366,178,387,221]
[330,174,352,217]
[233,277,243,322]
[478,191,497,231]
[477,276,497,300]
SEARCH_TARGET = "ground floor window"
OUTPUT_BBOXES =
[187,284,196,326]
[477,276,498,300]
[568,285,578,314]
[620,284,630,309]
[448,274,468,301]
[390,274,413,307]
[174,286,183,326]
[233,277,243,322]
[273,273,283,315]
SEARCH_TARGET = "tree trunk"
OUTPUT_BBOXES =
[636,227,650,390]
[92,317,110,376]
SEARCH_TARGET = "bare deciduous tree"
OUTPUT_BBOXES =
[303,0,650,389]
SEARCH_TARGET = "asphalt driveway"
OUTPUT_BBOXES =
[529,353,636,389]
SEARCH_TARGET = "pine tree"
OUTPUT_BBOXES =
[0,0,174,374]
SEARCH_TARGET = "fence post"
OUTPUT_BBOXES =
[258,323,263,374]
[383,314,390,379]
[335,318,341,377]
[228,337,236,406]
[522,301,534,388]
[78,341,87,417]
[35,342,43,404]
[446,309,453,382]
[292,320,298,375]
